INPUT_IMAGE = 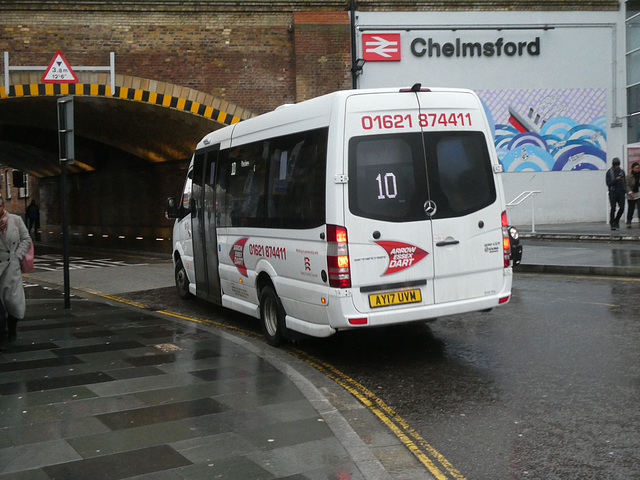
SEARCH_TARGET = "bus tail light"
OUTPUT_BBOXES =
[501,211,511,268]
[349,317,368,325]
[327,224,351,288]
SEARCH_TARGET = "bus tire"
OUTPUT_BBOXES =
[260,285,286,347]
[175,260,191,299]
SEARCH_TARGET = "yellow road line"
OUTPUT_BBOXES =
[156,309,259,337]
[291,350,466,480]
[26,270,637,479]
[26,280,466,480]
[104,296,466,479]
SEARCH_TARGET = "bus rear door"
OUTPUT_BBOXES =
[344,89,506,320]
[414,90,505,304]
[344,91,437,315]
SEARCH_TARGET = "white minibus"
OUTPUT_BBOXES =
[166,85,521,345]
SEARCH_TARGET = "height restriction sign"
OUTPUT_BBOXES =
[41,51,78,83]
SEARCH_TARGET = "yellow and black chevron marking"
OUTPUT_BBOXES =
[0,83,241,125]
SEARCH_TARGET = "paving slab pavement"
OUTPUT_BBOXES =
[2,226,638,480]
[1,283,434,480]
[516,222,640,277]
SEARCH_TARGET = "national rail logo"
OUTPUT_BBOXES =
[362,33,401,61]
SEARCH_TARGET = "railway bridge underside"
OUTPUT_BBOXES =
[0,72,252,252]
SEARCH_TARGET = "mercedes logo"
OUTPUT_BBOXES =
[423,200,437,217]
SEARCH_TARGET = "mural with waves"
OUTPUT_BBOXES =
[477,88,606,172]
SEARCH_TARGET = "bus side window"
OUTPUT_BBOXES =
[215,152,230,227]
[179,170,193,220]
[285,137,326,227]
[266,128,327,229]
[224,144,266,227]
[216,128,327,229]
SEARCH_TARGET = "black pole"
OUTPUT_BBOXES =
[350,0,357,89]
[57,95,74,309]
[61,159,71,309]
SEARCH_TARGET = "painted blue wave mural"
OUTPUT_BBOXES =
[478,89,607,172]
[496,116,607,172]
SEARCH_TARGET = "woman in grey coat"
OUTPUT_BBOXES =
[0,196,31,349]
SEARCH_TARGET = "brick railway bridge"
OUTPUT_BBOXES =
[0,0,611,252]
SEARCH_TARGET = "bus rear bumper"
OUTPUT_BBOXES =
[281,278,512,338]
[328,285,512,331]
[285,315,336,338]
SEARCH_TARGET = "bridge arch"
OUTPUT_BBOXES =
[0,72,255,249]
[1,72,253,128]
[0,71,254,177]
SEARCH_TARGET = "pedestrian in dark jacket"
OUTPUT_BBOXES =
[606,157,626,230]
[626,162,640,228]
[25,200,39,235]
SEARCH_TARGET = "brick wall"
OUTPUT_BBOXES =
[1,1,613,112]
[294,11,352,101]
[0,168,39,219]
[0,4,354,245]
[0,8,351,113]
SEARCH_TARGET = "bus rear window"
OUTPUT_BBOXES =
[348,131,496,222]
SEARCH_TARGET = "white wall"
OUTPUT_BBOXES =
[502,171,607,227]
[356,9,627,224]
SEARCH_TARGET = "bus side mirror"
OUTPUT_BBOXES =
[165,197,177,220]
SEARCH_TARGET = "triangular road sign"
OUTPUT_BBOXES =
[41,50,78,83]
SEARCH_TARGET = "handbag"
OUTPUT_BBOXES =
[10,215,34,273]
[20,239,34,273]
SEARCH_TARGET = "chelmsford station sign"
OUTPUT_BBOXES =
[362,33,541,61]
[411,36,541,58]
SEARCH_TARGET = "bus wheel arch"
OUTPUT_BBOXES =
[174,256,191,299]
[258,277,286,346]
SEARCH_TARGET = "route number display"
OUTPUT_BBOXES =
[376,173,398,199]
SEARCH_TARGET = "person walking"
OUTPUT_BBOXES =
[25,199,40,235]
[0,196,31,350]
[626,162,640,228]
[606,157,626,230]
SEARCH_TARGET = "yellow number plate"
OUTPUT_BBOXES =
[368,289,422,308]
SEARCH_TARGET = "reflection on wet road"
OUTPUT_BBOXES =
[34,253,150,271]
[611,247,640,266]
[304,275,640,479]
[122,274,640,479]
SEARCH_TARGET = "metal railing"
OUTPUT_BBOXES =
[507,190,542,233]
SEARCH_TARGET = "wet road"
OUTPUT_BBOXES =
[119,273,640,479]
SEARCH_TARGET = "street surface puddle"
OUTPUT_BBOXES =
[153,343,183,353]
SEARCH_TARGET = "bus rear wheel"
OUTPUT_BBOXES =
[175,260,191,299]
[260,285,286,346]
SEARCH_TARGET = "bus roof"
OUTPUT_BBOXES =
[196,86,480,150]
